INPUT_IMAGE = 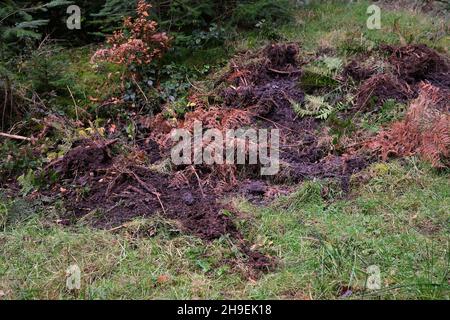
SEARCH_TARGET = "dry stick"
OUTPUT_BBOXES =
[132,77,149,103]
[352,86,376,120]
[190,165,205,198]
[242,76,249,87]
[67,85,79,122]
[0,132,34,142]
[299,236,321,243]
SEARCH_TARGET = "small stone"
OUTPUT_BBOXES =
[182,192,195,205]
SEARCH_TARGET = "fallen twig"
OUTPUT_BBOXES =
[267,67,301,74]
[107,222,133,232]
[0,132,34,142]
[67,85,79,122]
[190,165,205,198]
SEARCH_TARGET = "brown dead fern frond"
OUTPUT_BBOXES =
[369,83,450,167]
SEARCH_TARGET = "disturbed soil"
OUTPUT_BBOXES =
[49,140,273,270]
[40,42,449,270]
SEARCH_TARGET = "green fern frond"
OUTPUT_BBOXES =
[15,19,49,29]
[321,56,343,74]
[1,26,41,40]
[291,95,336,120]
[43,0,73,9]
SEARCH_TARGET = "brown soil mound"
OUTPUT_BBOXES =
[384,44,449,87]
[52,139,116,179]
[54,43,371,222]
[43,43,377,271]
[355,44,450,109]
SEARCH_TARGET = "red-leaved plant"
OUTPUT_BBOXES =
[91,0,170,74]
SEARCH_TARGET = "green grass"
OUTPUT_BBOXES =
[280,0,449,52]
[1,159,448,299]
[237,160,449,299]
